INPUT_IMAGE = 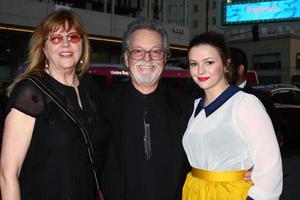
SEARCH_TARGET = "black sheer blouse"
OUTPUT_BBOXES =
[6,73,106,200]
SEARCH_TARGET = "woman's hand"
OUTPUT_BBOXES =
[244,167,253,182]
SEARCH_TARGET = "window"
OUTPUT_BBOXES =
[259,76,281,84]
[193,20,198,28]
[296,53,300,69]
[295,91,300,105]
[292,75,300,87]
[169,5,177,14]
[212,17,216,25]
[212,1,216,9]
[278,90,294,104]
[253,53,281,70]
[271,89,300,105]
[271,92,280,103]
[193,4,199,13]
[178,5,184,14]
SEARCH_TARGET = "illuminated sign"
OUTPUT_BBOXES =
[110,70,129,76]
[173,27,185,34]
[222,0,300,25]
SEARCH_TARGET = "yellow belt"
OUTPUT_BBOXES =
[191,168,247,182]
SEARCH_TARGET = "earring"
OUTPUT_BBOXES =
[45,59,49,68]
[224,67,229,73]
[80,60,83,64]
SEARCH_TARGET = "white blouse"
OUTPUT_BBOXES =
[182,87,283,200]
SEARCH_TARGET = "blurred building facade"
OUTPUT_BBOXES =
[0,0,191,82]
[1,0,300,85]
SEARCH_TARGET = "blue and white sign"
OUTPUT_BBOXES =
[223,0,300,25]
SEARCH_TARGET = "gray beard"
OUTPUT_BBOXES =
[135,74,157,85]
[131,60,161,85]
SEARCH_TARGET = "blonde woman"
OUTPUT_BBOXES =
[0,10,106,200]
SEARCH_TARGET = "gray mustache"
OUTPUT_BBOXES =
[136,61,160,68]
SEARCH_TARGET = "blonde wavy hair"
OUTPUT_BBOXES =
[7,9,90,96]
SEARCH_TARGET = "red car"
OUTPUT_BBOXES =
[89,63,194,91]
[89,64,259,99]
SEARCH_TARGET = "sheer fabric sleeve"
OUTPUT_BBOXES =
[6,79,45,117]
[234,94,283,200]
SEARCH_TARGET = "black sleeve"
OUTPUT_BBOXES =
[0,93,7,146]
[6,79,45,117]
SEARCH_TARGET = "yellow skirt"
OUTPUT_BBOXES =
[182,168,253,200]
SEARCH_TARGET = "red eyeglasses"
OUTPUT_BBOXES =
[46,32,82,45]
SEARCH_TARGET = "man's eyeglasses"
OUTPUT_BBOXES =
[45,32,82,45]
[127,49,166,61]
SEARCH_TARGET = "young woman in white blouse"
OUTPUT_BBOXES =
[182,31,282,200]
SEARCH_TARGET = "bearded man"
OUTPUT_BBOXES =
[100,19,193,200]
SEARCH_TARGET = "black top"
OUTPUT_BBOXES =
[100,82,193,200]
[6,73,107,200]
[0,92,6,143]
[0,93,6,118]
